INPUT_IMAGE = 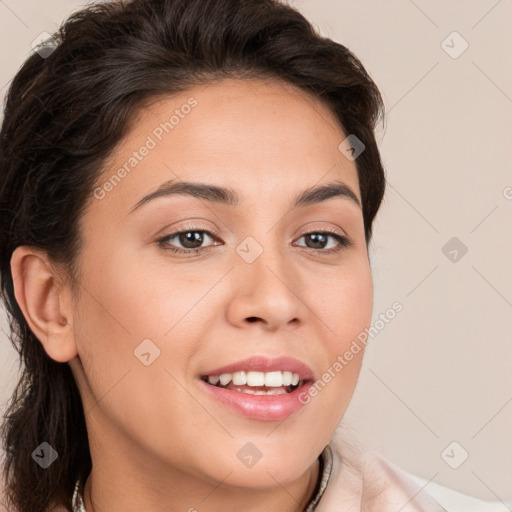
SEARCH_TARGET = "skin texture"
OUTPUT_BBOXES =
[11,78,374,511]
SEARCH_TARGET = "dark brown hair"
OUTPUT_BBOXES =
[0,0,386,510]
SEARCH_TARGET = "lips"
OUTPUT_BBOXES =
[197,356,315,421]
[199,355,315,381]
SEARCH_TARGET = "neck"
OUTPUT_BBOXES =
[82,457,321,512]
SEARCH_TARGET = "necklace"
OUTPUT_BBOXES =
[72,444,333,512]
[304,444,333,511]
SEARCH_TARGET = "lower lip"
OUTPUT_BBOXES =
[199,379,313,421]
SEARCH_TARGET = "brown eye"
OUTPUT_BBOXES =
[157,227,221,255]
[175,231,205,249]
[295,231,352,254]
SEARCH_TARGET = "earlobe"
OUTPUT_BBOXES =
[10,245,78,363]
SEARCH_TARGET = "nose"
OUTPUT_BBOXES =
[225,239,310,332]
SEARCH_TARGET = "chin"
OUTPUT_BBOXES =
[210,462,310,491]
[196,438,317,489]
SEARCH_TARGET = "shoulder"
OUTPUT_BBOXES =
[317,440,512,511]
[402,466,512,512]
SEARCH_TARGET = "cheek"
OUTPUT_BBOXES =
[314,257,373,350]
[71,260,203,451]
[306,258,372,414]
[72,244,210,388]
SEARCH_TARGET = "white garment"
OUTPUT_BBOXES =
[70,440,511,511]
[406,471,512,512]
[315,438,512,511]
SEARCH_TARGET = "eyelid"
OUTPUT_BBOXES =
[159,221,222,240]
[294,224,353,253]
[157,221,353,255]
[160,222,347,243]
[295,224,347,238]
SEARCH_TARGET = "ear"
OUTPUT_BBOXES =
[10,245,77,363]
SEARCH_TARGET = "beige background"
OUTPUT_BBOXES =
[1,0,511,503]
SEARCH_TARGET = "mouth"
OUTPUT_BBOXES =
[198,355,315,411]
[200,370,308,395]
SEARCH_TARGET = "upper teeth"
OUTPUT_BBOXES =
[207,371,301,387]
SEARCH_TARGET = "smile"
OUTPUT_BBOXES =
[201,370,303,395]
[198,357,315,421]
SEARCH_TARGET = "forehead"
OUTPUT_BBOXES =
[91,78,361,217]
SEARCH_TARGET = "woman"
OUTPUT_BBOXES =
[0,0,508,511]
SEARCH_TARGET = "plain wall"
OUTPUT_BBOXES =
[0,0,511,503]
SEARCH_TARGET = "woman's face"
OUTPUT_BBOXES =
[68,78,373,494]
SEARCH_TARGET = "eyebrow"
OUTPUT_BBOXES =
[129,178,361,214]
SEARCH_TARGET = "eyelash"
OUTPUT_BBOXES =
[156,224,353,256]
